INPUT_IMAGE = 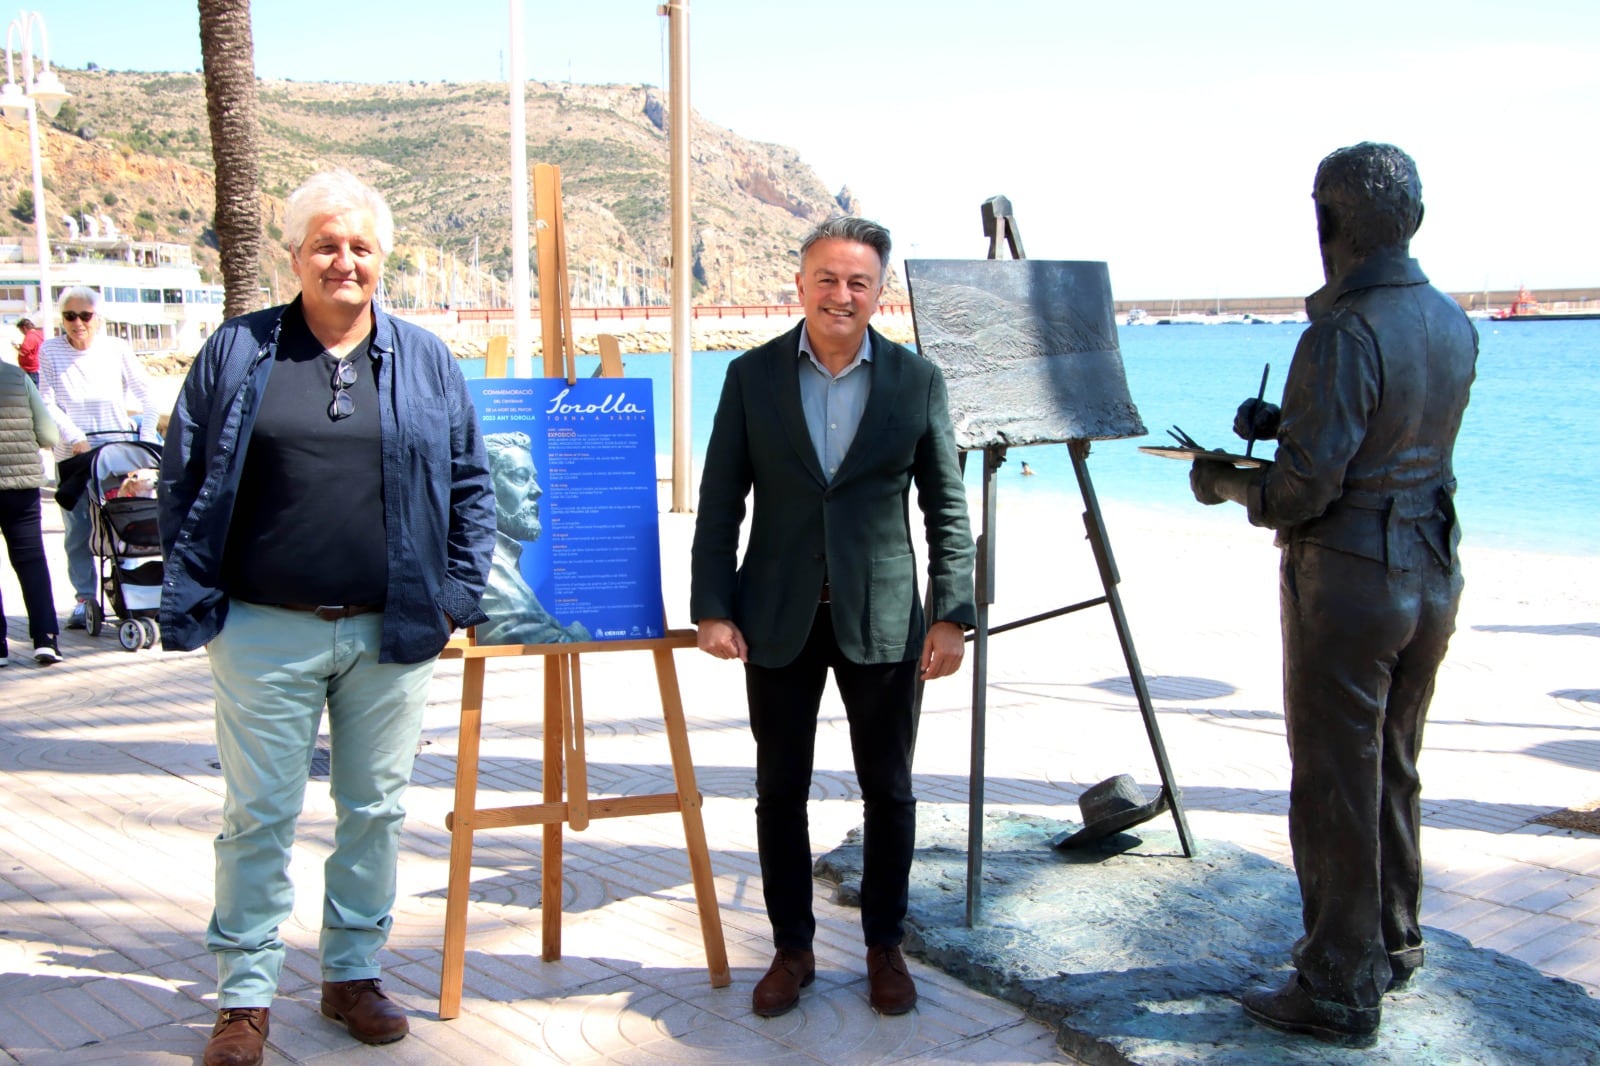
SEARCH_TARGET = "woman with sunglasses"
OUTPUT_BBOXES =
[37,286,160,630]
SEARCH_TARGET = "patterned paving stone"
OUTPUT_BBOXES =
[2,497,1597,1064]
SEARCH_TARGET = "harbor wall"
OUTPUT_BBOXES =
[1113,286,1600,316]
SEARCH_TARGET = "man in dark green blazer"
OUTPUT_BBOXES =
[691,217,976,1019]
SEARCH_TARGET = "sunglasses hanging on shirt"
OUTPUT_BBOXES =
[329,359,357,421]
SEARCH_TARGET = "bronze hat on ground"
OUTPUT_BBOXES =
[1052,774,1168,849]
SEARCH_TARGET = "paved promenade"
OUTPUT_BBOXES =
[1,485,1596,1063]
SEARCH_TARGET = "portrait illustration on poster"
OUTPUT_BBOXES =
[469,377,665,645]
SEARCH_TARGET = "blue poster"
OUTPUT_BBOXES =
[468,377,664,644]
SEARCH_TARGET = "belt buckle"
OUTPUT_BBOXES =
[313,605,346,621]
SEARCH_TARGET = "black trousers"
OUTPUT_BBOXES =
[744,604,919,951]
[1281,539,1461,1009]
[0,487,58,646]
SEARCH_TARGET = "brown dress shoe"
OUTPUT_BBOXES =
[320,978,410,1045]
[866,944,917,1014]
[752,948,815,1017]
[203,1007,269,1066]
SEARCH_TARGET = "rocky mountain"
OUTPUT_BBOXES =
[2,68,890,307]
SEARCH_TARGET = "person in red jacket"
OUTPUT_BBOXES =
[12,318,42,385]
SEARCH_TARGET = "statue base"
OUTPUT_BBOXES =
[815,805,1599,1064]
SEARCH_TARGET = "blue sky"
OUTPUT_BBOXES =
[24,0,1600,298]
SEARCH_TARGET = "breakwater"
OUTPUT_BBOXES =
[1116,285,1600,317]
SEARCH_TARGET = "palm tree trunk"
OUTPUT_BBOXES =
[198,0,261,320]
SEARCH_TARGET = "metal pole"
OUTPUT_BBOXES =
[965,445,1002,926]
[507,0,533,377]
[5,11,56,334]
[662,1,693,511]
[25,97,49,334]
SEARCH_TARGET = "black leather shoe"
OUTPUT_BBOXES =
[1242,975,1379,1044]
[866,943,918,1015]
[320,979,409,1045]
[752,948,815,1017]
[203,1007,268,1066]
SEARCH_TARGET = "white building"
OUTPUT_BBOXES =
[1,234,225,356]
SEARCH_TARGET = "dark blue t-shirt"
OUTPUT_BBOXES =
[222,306,387,607]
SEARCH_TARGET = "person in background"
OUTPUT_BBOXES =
[37,288,159,629]
[0,355,62,665]
[691,216,976,1019]
[13,317,43,385]
[1190,142,1477,1043]
[158,170,495,1066]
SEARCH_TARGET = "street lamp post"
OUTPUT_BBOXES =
[2,9,70,335]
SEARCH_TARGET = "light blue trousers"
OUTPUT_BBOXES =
[58,494,96,601]
[204,601,437,1007]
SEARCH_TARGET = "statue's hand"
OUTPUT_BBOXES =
[1190,456,1229,506]
[1233,398,1281,442]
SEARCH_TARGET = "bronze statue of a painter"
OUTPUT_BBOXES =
[1190,142,1478,1043]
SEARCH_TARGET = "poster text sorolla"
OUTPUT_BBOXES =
[470,378,665,643]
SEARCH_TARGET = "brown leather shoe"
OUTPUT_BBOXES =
[203,1007,268,1066]
[752,948,815,1017]
[866,944,917,1014]
[320,978,409,1045]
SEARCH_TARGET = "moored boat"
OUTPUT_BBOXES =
[1490,286,1600,322]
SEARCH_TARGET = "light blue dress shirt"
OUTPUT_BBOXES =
[797,326,872,483]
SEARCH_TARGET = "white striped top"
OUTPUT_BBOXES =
[37,333,160,461]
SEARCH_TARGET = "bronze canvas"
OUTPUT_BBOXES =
[905,259,1145,450]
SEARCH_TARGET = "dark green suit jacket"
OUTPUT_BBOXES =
[690,324,977,668]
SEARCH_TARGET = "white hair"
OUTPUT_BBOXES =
[57,285,100,311]
[284,170,395,255]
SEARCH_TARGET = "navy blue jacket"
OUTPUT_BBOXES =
[157,298,495,663]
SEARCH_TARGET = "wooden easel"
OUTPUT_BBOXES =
[435,632,731,1018]
[436,164,730,1020]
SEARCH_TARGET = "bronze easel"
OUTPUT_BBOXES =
[955,197,1195,927]
[436,164,730,1020]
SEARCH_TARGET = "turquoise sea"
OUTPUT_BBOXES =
[465,318,1599,557]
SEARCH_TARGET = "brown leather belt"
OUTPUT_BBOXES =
[819,582,831,603]
[273,603,382,621]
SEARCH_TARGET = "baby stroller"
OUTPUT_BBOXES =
[81,435,165,651]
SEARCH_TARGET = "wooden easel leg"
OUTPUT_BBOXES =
[438,656,486,1020]
[563,655,590,830]
[542,661,565,961]
[653,647,732,987]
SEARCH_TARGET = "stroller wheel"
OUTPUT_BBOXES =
[118,619,143,651]
[137,617,158,649]
[85,599,103,636]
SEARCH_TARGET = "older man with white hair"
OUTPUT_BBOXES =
[159,170,495,1066]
